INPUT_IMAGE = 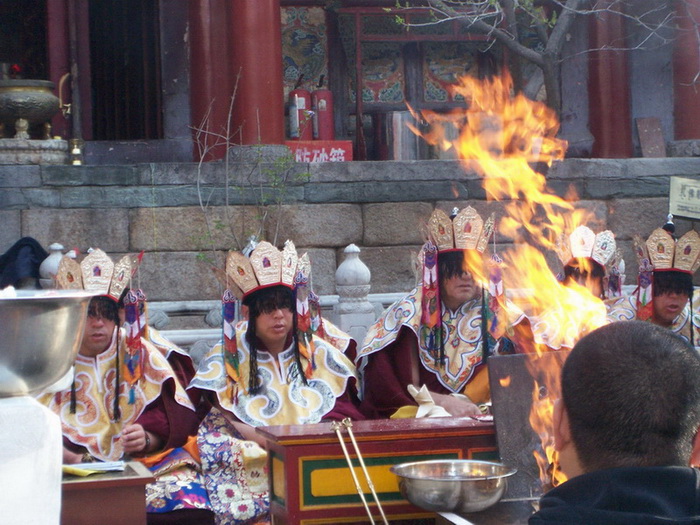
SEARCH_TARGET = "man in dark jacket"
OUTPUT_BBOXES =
[530,320,700,524]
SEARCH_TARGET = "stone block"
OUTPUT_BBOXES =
[149,185,203,207]
[304,180,468,203]
[42,165,139,186]
[129,206,261,252]
[308,159,473,183]
[0,210,21,252]
[624,158,700,177]
[298,247,337,296]
[548,158,626,180]
[21,208,129,252]
[584,176,669,199]
[60,186,157,208]
[137,162,211,185]
[356,245,422,295]
[607,197,669,240]
[668,140,700,157]
[136,250,223,302]
[23,189,61,207]
[189,185,305,207]
[0,165,41,187]
[363,202,433,246]
[0,189,27,208]
[84,141,191,164]
[227,161,310,189]
[228,145,293,163]
[267,204,362,247]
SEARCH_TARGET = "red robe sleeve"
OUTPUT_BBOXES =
[136,377,200,450]
[323,376,365,421]
[359,327,456,419]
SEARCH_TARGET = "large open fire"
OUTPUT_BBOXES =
[411,72,610,488]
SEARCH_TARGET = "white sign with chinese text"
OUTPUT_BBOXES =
[670,176,700,220]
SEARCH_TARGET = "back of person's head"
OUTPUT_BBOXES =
[563,320,700,472]
[653,270,693,299]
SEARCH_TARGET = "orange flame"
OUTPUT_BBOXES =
[526,353,568,489]
[412,71,611,488]
[499,376,511,387]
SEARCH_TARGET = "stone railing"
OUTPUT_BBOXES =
[151,243,641,365]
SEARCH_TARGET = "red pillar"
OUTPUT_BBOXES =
[189,0,234,160]
[227,0,285,145]
[673,0,700,140]
[588,1,633,158]
[46,0,70,139]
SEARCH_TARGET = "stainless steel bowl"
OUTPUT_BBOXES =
[0,290,93,397]
[390,459,517,513]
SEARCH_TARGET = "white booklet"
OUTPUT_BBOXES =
[68,460,126,472]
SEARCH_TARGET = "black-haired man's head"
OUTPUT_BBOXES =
[80,296,119,357]
[652,270,693,327]
[563,257,606,298]
[437,250,481,311]
[555,321,700,478]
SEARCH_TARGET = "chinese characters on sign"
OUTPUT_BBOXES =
[670,176,700,220]
[285,140,353,163]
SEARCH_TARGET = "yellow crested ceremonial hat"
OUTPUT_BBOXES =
[634,227,700,274]
[221,240,299,299]
[427,206,495,253]
[54,248,141,300]
[556,225,617,268]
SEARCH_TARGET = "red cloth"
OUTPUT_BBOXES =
[137,378,200,450]
[322,376,365,421]
[359,327,462,419]
[359,321,535,419]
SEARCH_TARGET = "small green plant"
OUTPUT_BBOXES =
[191,75,309,277]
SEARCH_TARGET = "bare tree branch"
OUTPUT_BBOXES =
[393,0,692,114]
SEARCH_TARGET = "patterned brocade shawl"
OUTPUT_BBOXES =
[606,294,700,350]
[147,326,193,360]
[37,327,195,461]
[189,320,359,426]
[357,287,527,393]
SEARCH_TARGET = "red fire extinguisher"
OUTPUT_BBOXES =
[312,75,334,140]
[289,75,313,140]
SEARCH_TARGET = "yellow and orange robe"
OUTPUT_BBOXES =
[37,327,196,460]
[356,287,529,419]
[190,320,362,426]
[188,320,363,524]
[36,328,208,517]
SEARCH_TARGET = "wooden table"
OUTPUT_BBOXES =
[257,417,497,525]
[61,461,153,525]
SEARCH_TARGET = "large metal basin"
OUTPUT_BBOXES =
[0,290,93,396]
[391,459,517,514]
[0,80,61,138]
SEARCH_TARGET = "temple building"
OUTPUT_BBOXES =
[1,0,699,163]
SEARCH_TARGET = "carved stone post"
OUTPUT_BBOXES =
[332,244,377,346]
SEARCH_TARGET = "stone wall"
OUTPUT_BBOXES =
[2,156,700,302]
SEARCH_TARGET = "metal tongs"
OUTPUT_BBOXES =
[330,418,389,525]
